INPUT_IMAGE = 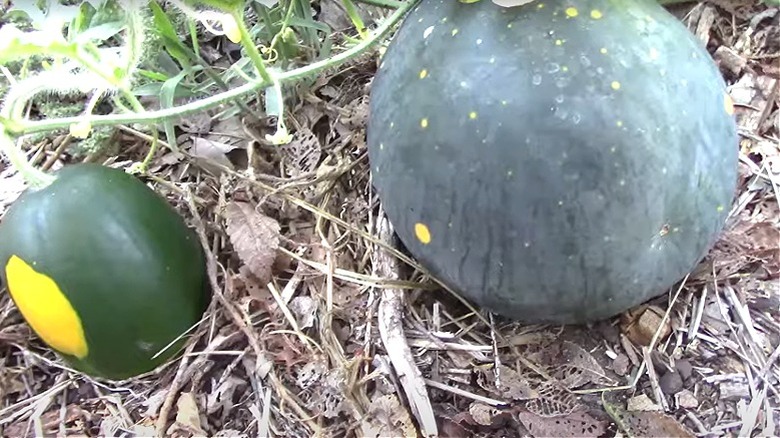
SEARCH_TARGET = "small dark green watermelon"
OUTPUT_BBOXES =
[367,0,738,323]
[0,163,209,380]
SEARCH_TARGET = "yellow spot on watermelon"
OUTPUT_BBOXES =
[537,3,545,8]
[555,39,563,46]
[415,223,432,244]
[717,205,725,212]
[724,93,735,115]
[590,10,603,19]
[611,81,621,90]
[600,48,608,54]
[565,7,578,17]
[419,69,428,79]
[616,120,624,127]
[451,28,459,36]
[649,47,660,60]
[469,111,478,120]
[5,255,88,359]
[420,118,429,128]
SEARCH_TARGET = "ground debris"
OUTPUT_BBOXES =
[224,201,281,284]
[360,393,417,437]
[515,408,607,438]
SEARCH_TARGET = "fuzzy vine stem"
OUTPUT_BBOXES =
[5,0,420,137]
[0,130,55,189]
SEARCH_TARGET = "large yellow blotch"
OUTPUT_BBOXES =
[5,255,88,358]
[415,223,432,245]
[565,7,578,17]
[724,93,735,115]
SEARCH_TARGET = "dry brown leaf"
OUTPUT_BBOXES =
[525,382,579,417]
[516,409,607,438]
[478,365,538,401]
[606,394,696,438]
[206,376,246,419]
[730,72,777,134]
[468,402,502,426]
[224,201,280,284]
[334,95,370,136]
[619,410,695,437]
[279,126,322,177]
[191,137,241,175]
[727,210,780,277]
[169,392,207,436]
[557,341,614,388]
[627,394,663,412]
[296,359,328,390]
[735,220,780,252]
[178,112,213,135]
[361,393,417,437]
[289,296,317,329]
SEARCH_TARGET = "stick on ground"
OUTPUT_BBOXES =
[373,210,438,437]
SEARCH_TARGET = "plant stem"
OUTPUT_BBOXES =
[7,0,421,136]
[0,129,56,189]
[353,0,404,8]
[231,6,272,83]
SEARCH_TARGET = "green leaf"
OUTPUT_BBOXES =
[181,0,246,11]
[149,1,194,69]
[7,3,47,28]
[73,21,126,44]
[0,25,80,64]
[158,66,202,150]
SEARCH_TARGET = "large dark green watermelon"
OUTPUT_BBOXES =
[366,0,738,323]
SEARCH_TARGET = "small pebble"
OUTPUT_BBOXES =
[627,394,662,412]
[660,370,684,394]
[675,359,693,381]
[612,354,630,376]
